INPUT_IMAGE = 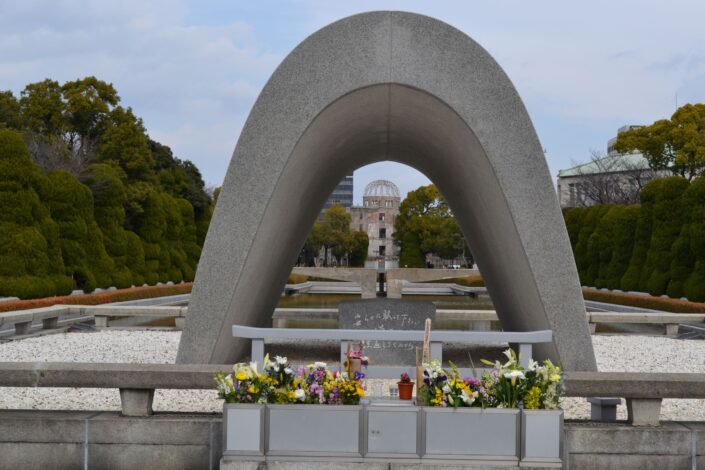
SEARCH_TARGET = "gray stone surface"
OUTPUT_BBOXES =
[88,443,210,470]
[339,299,435,364]
[626,398,662,426]
[2,409,704,469]
[119,388,154,416]
[177,11,595,370]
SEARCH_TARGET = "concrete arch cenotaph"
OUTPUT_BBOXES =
[177,11,597,371]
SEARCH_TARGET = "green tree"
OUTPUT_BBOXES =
[394,184,466,266]
[97,106,155,181]
[614,103,705,180]
[0,129,73,298]
[348,230,369,267]
[0,91,22,129]
[61,76,119,168]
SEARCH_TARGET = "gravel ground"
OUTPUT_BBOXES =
[0,331,703,420]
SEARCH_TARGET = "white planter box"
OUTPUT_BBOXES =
[223,403,561,465]
[521,409,563,464]
[423,407,520,461]
[223,403,264,455]
[366,405,420,457]
[267,404,363,456]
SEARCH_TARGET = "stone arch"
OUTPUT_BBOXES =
[177,11,596,370]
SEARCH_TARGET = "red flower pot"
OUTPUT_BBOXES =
[398,381,414,400]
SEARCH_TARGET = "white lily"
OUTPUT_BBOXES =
[294,389,306,401]
[276,356,288,365]
[504,370,525,380]
[460,389,476,405]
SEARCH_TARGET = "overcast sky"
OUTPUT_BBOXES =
[2,1,704,203]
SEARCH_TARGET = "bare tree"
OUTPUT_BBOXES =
[570,150,656,207]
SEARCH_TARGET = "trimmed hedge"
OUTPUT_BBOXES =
[582,288,705,314]
[565,176,705,301]
[430,275,485,287]
[0,283,192,313]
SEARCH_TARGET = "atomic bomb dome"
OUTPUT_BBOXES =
[363,180,400,198]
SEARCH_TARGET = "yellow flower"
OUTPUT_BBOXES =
[248,385,259,394]
[235,371,247,381]
[356,387,365,397]
[550,374,561,383]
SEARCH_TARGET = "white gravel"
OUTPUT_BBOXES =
[0,331,704,420]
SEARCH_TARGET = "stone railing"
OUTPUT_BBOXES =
[232,324,553,378]
[0,362,703,426]
[272,308,705,336]
[0,304,187,335]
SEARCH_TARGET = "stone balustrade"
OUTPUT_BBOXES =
[1,363,703,426]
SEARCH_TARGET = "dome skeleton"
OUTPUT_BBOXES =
[363,180,400,198]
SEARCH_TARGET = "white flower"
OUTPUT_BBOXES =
[527,359,538,372]
[442,384,451,394]
[504,370,525,380]
[294,389,306,401]
[276,356,288,365]
[502,349,515,362]
[249,361,258,374]
[314,361,327,369]
[284,367,294,376]
[460,389,477,405]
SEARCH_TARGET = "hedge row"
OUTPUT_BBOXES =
[582,288,705,314]
[430,275,485,287]
[0,129,209,299]
[564,176,705,301]
[0,283,192,313]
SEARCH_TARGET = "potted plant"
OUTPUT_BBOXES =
[397,372,414,400]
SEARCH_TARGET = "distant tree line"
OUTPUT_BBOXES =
[564,176,705,301]
[0,77,213,299]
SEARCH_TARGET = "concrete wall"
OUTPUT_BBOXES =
[2,410,703,469]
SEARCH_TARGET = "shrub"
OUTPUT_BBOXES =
[0,129,73,298]
[637,177,689,295]
[0,283,193,313]
[582,288,705,313]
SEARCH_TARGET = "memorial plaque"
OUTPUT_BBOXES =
[339,299,436,365]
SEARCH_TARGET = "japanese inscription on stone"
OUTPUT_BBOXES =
[338,299,436,364]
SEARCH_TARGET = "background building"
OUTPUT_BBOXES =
[321,175,353,214]
[350,180,401,265]
[556,125,662,208]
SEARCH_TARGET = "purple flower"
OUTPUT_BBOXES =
[353,371,365,381]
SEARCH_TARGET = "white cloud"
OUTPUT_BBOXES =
[2,0,705,189]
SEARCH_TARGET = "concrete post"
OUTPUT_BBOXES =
[665,324,679,337]
[360,272,377,299]
[586,397,621,421]
[175,317,186,329]
[119,388,155,417]
[94,316,109,328]
[14,321,32,335]
[626,398,662,426]
[42,317,59,330]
